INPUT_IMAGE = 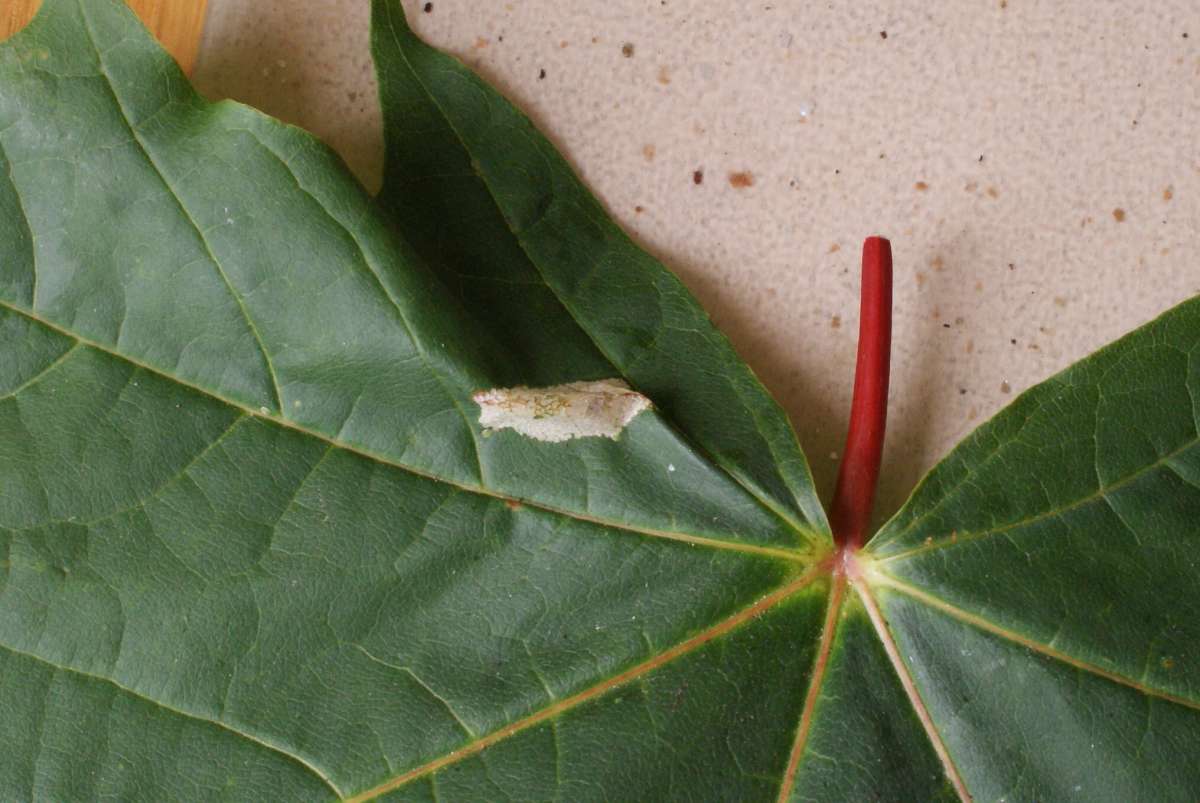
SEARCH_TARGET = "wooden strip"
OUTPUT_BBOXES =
[0,0,209,74]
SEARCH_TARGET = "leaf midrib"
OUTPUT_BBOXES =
[854,578,971,802]
[76,0,496,495]
[0,298,811,564]
[342,565,829,802]
[377,2,819,541]
[10,294,1192,795]
[10,2,822,559]
[775,574,846,802]
[868,569,1200,712]
[871,435,1199,565]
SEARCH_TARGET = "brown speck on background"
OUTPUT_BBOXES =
[538,68,546,80]
[916,272,927,287]
[622,42,635,58]
[642,144,656,162]
[692,169,704,185]
[879,30,888,39]
[828,243,841,253]
[1000,380,1012,393]
[728,171,755,188]
[634,205,645,214]
[974,280,984,291]
[931,255,945,271]
[914,181,929,191]
[966,339,975,354]
[504,499,522,510]
[1113,208,1127,222]
[560,40,569,48]
[657,66,671,84]
[830,315,842,329]
[986,186,1000,198]
[1164,186,1174,201]
[473,37,490,50]
[1053,296,1067,307]
[423,2,432,11]
[965,180,979,192]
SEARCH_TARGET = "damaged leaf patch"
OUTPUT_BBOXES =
[472,379,652,442]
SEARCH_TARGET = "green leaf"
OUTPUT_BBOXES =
[370,1,828,539]
[0,1,1196,800]
[864,294,1200,799]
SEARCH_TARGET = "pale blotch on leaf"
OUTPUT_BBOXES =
[472,379,651,443]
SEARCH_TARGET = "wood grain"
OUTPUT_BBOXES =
[1,0,209,74]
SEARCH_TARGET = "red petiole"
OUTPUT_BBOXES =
[830,236,893,553]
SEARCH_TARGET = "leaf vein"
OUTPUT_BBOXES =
[0,342,79,402]
[854,579,972,802]
[875,436,1199,564]
[342,565,825,801]
[868,571,1200,711]
[0,300,807,564]
[230,124,488,487]
[0,640,342,798]
[379,3,819,545]
[78,5,284,414]
[776,574,846,803]
[352,643,477,739]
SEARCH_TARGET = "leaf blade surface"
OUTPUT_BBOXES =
[0,1,1198,801]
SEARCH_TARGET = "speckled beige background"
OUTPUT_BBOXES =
[193,0,1199,524]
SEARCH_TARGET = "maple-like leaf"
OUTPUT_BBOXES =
[0,2,1196,800]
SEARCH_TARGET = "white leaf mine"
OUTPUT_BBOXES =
[472,379,651,443]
